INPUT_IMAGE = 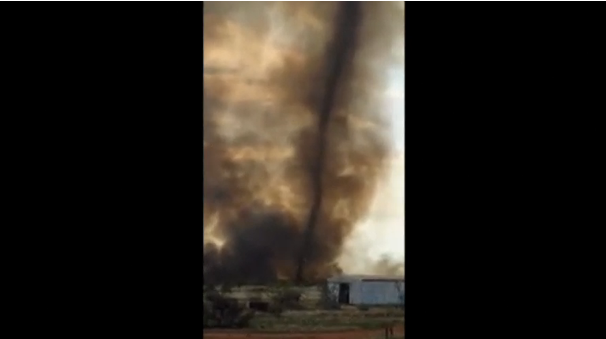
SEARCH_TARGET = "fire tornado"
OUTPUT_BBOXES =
[203,1,404,285]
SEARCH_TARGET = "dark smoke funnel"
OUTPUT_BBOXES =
[204,1,403,284]
[294,2,362,283]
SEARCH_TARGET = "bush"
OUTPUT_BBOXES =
[203,287,255,328]
[260,287,303,317]
[248,298,270,312]
[317,284,341,310]
[220,284,233,294]
[272,288,303,310]
[267,302,284,317]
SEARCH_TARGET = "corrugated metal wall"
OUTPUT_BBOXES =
[327,278,405,305]
[350,280,361,304]
[356,280,404,305]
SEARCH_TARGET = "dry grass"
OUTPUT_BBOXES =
[248,308,404,332]
[207,284,404,333]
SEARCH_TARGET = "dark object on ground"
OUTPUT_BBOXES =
[248,299,270,312]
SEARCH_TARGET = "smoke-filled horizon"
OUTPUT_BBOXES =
[203,1,404,285]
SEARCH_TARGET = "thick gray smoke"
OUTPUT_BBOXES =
[203,1,404,285]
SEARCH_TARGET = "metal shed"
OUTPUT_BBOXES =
[327,274,405,306]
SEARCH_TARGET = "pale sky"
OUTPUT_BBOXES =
[388,67,405,151]
[338,55,405,273]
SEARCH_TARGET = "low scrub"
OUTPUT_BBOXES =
[203,288,255,328]
[316,284,340,310]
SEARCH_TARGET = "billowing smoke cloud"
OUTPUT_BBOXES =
[203,1,404,285]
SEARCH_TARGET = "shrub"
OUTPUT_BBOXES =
[272,288,303,310]
[248,298,270,312]
[317,284,341,310]
[267,302,284,317]
[203,287,255,328]
[220,284,233,294]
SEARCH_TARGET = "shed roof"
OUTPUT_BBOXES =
[327,274,405,282]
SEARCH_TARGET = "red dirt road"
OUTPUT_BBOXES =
[204,325,404,339]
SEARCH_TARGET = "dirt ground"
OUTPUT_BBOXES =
[204,325,404,339]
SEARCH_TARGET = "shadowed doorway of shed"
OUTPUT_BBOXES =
[338,283,350,304]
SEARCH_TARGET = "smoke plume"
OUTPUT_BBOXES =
[203,1,404,285]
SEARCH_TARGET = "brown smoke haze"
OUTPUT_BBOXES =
[203,1,404,284]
